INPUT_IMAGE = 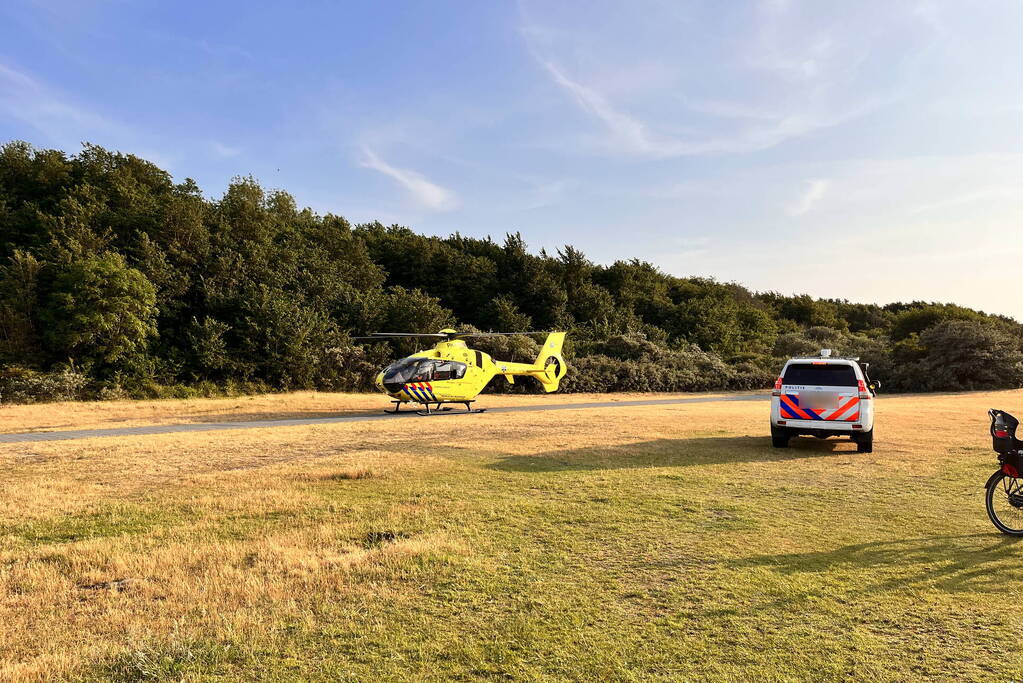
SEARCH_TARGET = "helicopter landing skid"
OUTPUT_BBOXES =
[387,400,486,416]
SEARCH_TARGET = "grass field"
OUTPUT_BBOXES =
[2,389,1022,681]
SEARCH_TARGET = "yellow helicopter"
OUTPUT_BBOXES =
[355,329,567,414]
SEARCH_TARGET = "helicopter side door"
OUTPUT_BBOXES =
[432,361,466,381]
[423,360,470,401]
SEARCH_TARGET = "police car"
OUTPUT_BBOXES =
[770,350,879,452]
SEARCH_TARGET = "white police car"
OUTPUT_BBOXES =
[770,350,879,452]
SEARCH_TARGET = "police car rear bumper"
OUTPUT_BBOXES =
[773,418,865,433]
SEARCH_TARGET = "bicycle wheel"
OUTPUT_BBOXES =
[986,471,1023,535]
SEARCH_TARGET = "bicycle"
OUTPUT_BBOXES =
[986,409,1023,535]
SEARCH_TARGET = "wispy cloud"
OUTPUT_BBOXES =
[909,185,1023,214]
[788,178,830,215]
[495,176,572,212]
[211,141,242,158]
[519,0,931,159]
[747,1,839,81]
[668,235,713,261]
[0,62,121,143]
[538,57,878,158]
[359,147,458,211]
[912,0,947,37]
[759,0,792,14]
[538,60,654,155]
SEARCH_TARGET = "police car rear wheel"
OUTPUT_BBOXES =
[855,429,873,453]
[771,426,789,448]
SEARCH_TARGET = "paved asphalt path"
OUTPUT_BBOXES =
[0,394,768,444]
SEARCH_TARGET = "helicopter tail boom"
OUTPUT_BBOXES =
[495,332,567,392]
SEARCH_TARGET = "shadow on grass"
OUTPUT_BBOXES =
[487,435,857,472]
[730,533,1023,596]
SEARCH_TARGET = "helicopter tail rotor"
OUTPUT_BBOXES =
[532,332,567,393]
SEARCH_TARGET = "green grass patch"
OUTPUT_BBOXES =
[84,638,247,682]
[1,504,173,545]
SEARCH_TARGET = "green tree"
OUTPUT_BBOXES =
[485,294,532,331]
[186,317,232,378]
[890,304,981,341]
[775,294,846,329]
[235,285,339,389]
[41,253,157,368]
[0,250,42,362]
[373,286,454,335]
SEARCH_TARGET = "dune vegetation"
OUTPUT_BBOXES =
[3,141,1023,404]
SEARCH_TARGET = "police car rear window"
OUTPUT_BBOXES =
[783,363,857,386]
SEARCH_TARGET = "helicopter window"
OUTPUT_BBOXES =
[383,358,466,384]
[407,360,436,383]
[382,358,426,385]
[433,361,466,381]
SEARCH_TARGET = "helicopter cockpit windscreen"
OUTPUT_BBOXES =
[381,358,424,391]
[381,359,467,392]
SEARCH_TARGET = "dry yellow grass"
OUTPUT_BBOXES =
[0,389,1021,680]
[0,390,739,434]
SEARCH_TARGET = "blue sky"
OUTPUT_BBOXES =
[3,0,1023,320]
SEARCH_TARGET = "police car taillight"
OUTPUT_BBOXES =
[772,376,783,396]
[858,380,871,399]
[996,429,1010,438]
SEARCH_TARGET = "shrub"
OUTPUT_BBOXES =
[890,320,1023,392]
[0,365,89,403]
[560,338,768,393]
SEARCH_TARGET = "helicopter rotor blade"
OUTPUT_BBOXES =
[451,332,545,338]
[359,333,448,338]
[351,333,448,342]
[352,331,550,342]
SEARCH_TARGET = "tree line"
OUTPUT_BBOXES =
[1,141,1021,402]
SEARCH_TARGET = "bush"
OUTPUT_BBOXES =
[0,365,89,403]
[888,320,1023,392]
[560,336,771,393]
